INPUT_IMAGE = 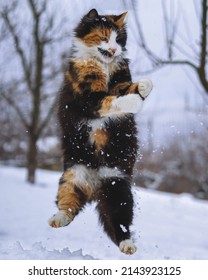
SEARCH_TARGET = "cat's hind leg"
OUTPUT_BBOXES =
[96,168,136,255]
[48,165,97,228]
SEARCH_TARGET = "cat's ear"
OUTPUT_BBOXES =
[112,11,128,28]
[87,9,99,19]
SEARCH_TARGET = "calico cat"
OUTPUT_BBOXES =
[48,8,152,255]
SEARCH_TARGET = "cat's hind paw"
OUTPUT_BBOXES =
[119,239,137,255]
[138,79,153,99]
[48,211,72,228]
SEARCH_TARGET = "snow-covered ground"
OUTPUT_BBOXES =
[0,165,208,260]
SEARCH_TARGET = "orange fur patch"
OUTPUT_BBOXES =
[98,96,117,116]
[57,185,80,219]
[57,169,92,218]
[65,71,73,83]
[83,28,112,46]
[63,169,75,182]
[72,59,108,92]
[90,79,107,92]
[107,12,127,29]
[110,82,131,95]
[92,129,109,151]
[65,71,81,94]
[126,83,139,94]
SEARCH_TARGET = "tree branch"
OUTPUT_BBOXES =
[158,59,199,69]
[197,0,208,91]
[1,89,30,129]
[131,0,208,92]
[37,97,57,137]
[1,8,33,93]
[200,0,207,70]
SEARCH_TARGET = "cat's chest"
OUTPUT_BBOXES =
[70,58,115,93]
[98,61,119,82]
[96,61,113,85]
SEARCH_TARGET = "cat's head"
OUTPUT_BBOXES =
[73,9,127,64]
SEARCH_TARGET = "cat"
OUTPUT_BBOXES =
[48,8,152,255]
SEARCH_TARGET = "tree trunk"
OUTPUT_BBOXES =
[27,134,38,184]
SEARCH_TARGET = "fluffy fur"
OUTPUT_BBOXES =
[48,8,152,255]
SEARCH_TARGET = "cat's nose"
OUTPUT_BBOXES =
[108,48,117,55]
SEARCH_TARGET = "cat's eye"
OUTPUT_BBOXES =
[100,36,107,42]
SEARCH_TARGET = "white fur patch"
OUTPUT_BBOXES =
[111,94,144,114]
[89,118,107,133]
[100,30,122,60]
[64,165,126,192]
[119,239,137,255]
[73,38,96,60]
[48,211,71,228]
[69,164,100,189]
[98,166,124,179]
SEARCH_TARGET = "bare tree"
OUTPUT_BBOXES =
[130,0,208,93]
[0,0,69,183]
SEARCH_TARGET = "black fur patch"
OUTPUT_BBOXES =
[96,177,133,245]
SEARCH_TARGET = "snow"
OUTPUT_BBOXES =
[0,165,208,260]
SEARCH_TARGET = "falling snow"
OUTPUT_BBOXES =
[120,224,128,233]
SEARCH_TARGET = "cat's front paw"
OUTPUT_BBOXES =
[48,211,72,228]
[111,94,143,114]
[119,239,137,255]
[138,79,153,99]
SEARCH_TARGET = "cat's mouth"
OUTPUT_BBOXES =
[98,47,115,63]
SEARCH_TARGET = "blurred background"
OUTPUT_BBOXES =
[0,0,207,199]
